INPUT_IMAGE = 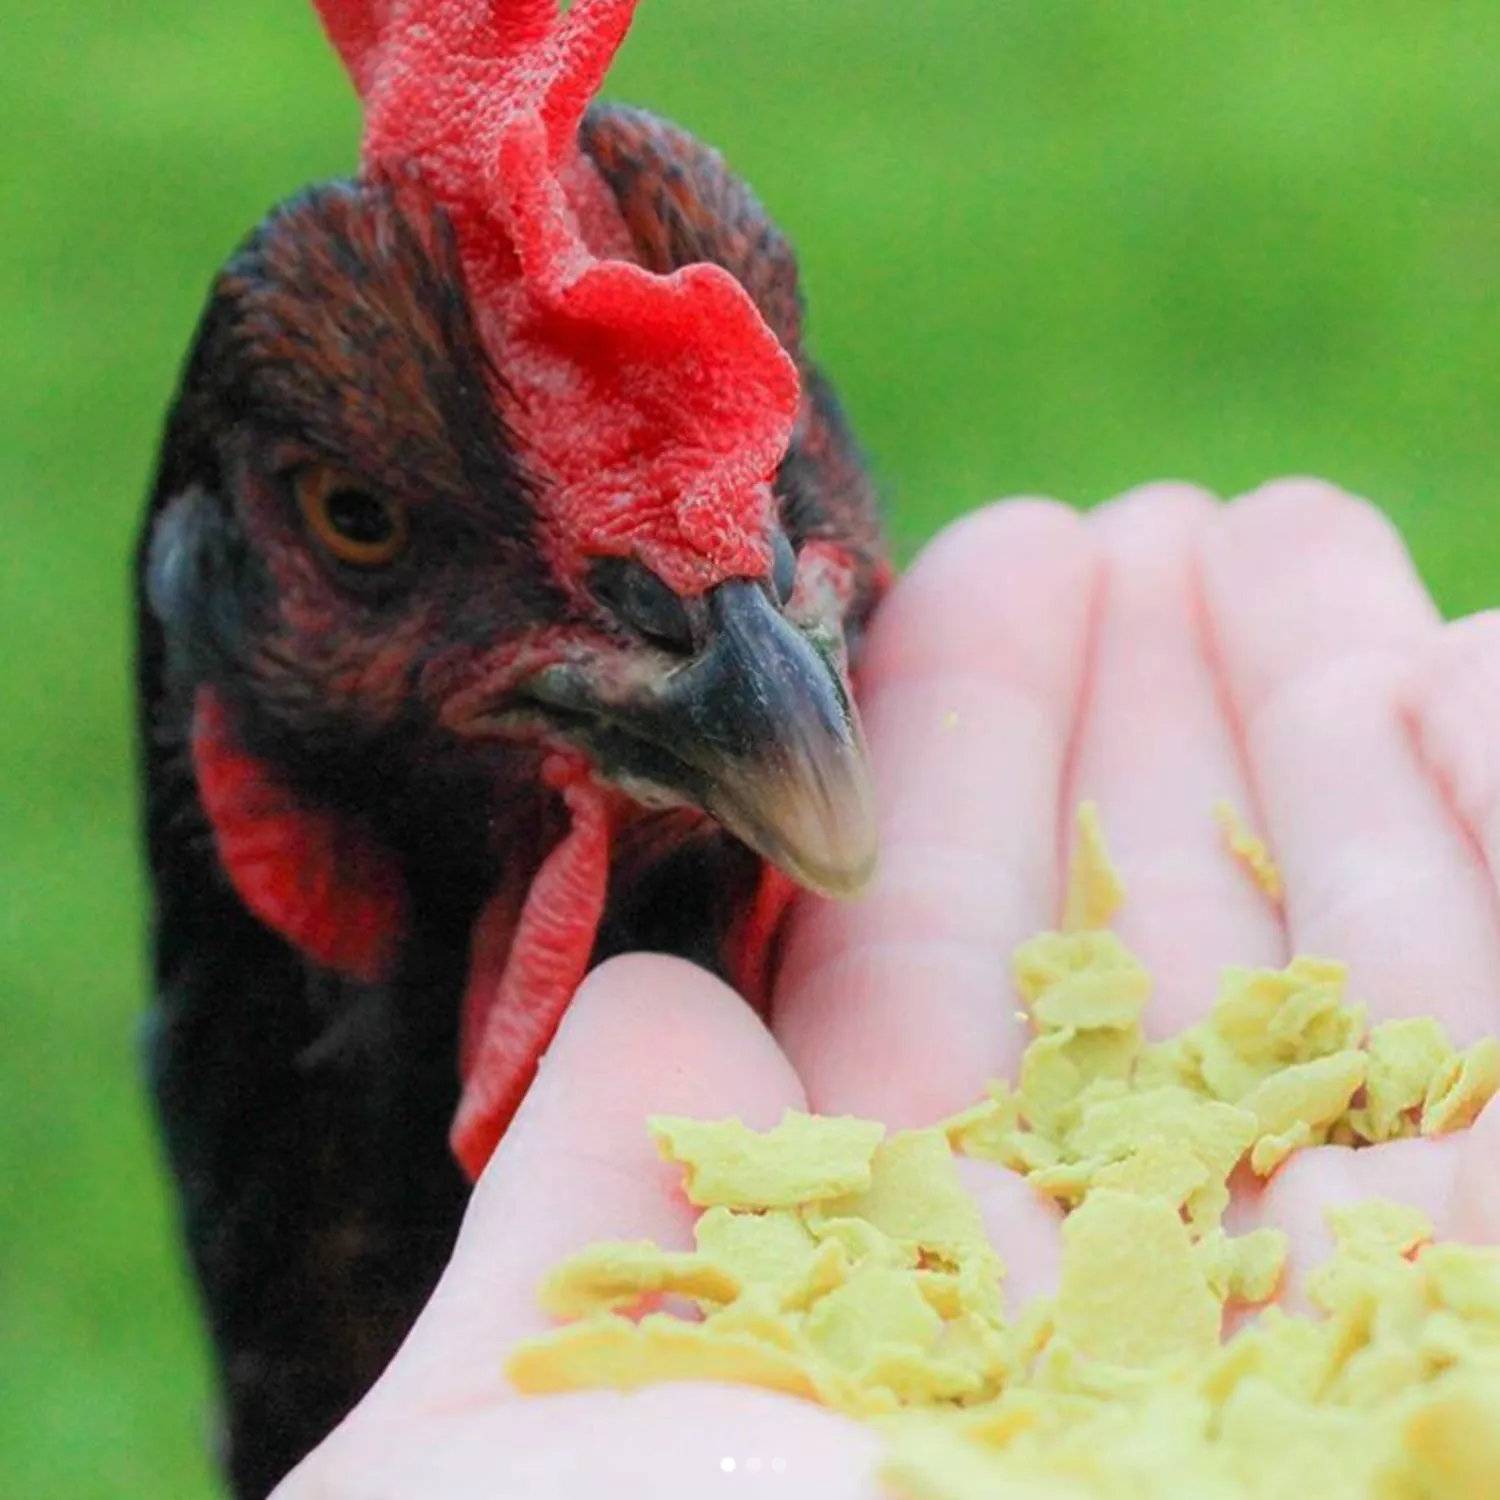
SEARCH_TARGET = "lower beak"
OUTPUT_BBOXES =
[531,581,878,899]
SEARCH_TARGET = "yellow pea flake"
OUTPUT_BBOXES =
[1068,1088,1258,1186]
[537,1240,739,1318]
[692,1206,816,1286]
[1214,800,1283,903]
[1239,1051,1368,1176]
[1015,1032,1093,1144]
[1327,1200,1435,1261]
[1025,1159,1101,1208]
[693,1207,852,1312]
[986,1129,1063,1175]
[1062,801,1127,932]
[1014,930,1151,1033]
[806,1263,945,1370]
[1015,1026,1146,1145]
[934,1312,1014,1391]
[1195,1228,1288,1305]
[806,1214,912,1268]
[816,1129,990,1255]
[1054,1191,1221,1368]
[1422,1036,1500,1136]
[1091,1139,1210,1210]
[883,1423,1086,1500]
[1418,1243,1500,1324]
[940,1084,1021,1158]
[1348,1018,1454,1143]
[506,1314,832,1403]
[1390,1374,1500,1498]
[861,1346,990,1406]
[1215,1379,1388,1498]
[648,1109,885,1209]
[1201,957,1362,1085]
[1304,1212,1431,1340]
[1249,1123,1314,1177]
[1166,958,1360,1116]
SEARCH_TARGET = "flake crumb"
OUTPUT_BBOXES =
[1061,801,1126,932]
[649,1110,885,1209]
[1214,800,1283,903]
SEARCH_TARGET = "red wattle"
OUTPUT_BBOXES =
[450,757,612,1181]
[726,863,800,1019]
[190,689,407,984]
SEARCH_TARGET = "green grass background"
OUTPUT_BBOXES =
[4,1,1499,1493]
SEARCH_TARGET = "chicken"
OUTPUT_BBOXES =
[132,2,889,1495]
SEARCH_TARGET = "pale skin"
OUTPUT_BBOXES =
[277,480,1500,1498]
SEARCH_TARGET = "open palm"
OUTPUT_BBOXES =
[277,482,1500,1498]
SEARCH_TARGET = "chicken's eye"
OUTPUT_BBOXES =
[770,532,798,606]
[589,557,695,652]
[295,468,409,568]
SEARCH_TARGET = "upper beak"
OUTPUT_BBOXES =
[528,580,878,899]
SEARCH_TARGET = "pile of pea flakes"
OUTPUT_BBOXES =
[506,806,1500,1498]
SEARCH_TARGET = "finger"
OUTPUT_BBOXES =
[372,955,808,1412]
[1407,612,1500,1015]
[773,499,1101,1125]
[1447,1094,1500,1243]
[1245,1138,1465,1312]
[1201,479,1499,1038]
[955,1159,1064,1311]
[1064,484,1286,1032]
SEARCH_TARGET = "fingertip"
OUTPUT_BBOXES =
[904,496,1094,600]
[1089,480,1220,539]
[1089,480,1217,608]
[1226,475,1375,519]
[504,953,808,1178]
[861,495,1100,698]
[1208,478,1431,610]
[1199,477,1439,728]
[1216,476,1381,548]
[541,954,759,1073]
[928,493,1089,546]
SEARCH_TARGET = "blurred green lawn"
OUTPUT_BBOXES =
[3,2,1499,1494]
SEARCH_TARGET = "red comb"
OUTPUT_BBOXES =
[311,0,800,594]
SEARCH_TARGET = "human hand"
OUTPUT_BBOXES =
[275,481,1500,1498]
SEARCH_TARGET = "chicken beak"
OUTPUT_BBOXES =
[523,579,878,899]
[658,580,878,899]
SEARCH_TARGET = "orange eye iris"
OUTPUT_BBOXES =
[295,469,409,568]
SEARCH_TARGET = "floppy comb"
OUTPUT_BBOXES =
[311,0,802,594]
